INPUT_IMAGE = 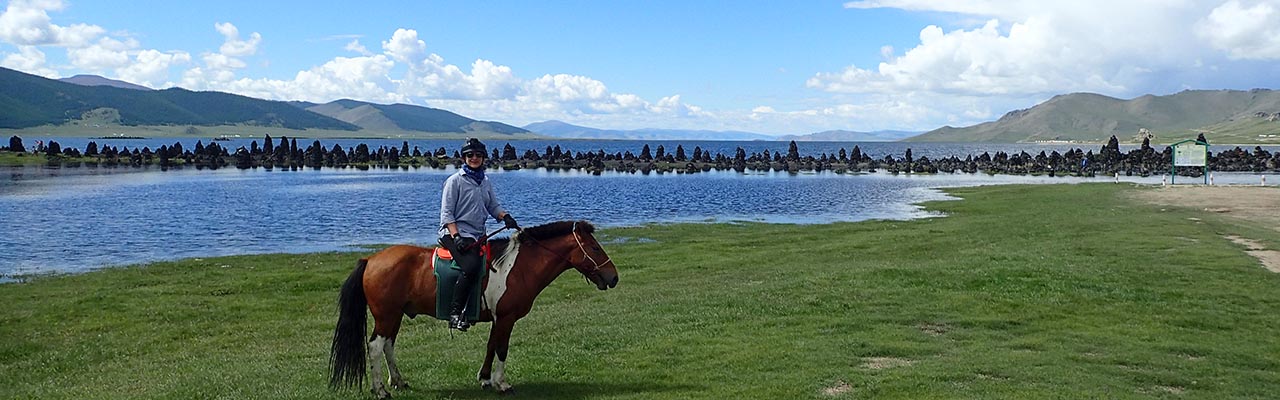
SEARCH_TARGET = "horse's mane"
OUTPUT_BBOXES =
[487,220,594,255]
[517,220,594,244]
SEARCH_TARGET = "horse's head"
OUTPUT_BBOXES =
[518,220,619,290]
[563,221,619,290]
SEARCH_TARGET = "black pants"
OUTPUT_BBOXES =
[440,235,484,316]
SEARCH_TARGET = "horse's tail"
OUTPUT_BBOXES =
[329,259,368,390]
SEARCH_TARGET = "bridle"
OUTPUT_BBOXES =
[518,221,613,277]
[570,221,612,272]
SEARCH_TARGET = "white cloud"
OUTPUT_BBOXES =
[808,17,1128,96]
[214,22,261,57]
[116,49,190,88]
[195,22,258,74]
[379,29,523,100]
[382,28,426,65]
[0,0,104,47]
[345,39,371,56]
[525,73,610,102]
[1,45,56,77]
[66,36,136,72]
[187,54,405,104]
[817,1,1235,99]
[202,52,245,70]
[1197,0,1280,60]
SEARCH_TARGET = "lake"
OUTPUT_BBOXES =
[3,139,1277,280]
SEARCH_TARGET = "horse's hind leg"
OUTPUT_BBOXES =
[368,316,402,399]
[368,335,392,399]
[385,337,409,389]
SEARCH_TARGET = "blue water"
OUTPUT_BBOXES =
[3,139,1277,279]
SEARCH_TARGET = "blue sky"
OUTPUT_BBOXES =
[3,1,1280,135]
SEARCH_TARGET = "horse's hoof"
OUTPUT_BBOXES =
[480,380,493,390]
[498,387,516,396]
[391,381,410,390]
[371,389,392,399]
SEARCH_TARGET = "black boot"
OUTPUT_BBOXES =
[449,244,481,333]
[449,314,470,332]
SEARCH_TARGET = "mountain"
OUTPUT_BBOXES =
[778,129,920,142]
[59,74,152,91]
[524,120,774,140]
[0,66,357,130]
[908,89,1280,143]
[302,99,529,135]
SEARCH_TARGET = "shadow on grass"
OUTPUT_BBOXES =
[413,380,703,399]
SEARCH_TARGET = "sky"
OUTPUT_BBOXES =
[2,0,1280,136]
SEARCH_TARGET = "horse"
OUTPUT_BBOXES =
[328,220,620,398]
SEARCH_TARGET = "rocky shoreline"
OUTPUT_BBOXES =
[6,134,1279,177]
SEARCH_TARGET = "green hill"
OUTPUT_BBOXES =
[304,99,530,135]
[908,89,1280,144]
[0,67,358,130]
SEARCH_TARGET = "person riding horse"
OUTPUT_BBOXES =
[439,138,519,331]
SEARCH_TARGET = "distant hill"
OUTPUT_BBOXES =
[908,89,1280,143]
[778,129,920,142]
[301,99,529,135]
[59,74,152,91]
[524,120,774,140]
[0,66,357,130]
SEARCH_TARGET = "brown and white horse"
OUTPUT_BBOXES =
[329,220,619,398]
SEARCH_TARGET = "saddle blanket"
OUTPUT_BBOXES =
[431,245,490,322]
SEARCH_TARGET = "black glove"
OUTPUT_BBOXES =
[454,236,476,251]
[502,214,520,230]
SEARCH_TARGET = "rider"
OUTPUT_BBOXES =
[439,138,519,331]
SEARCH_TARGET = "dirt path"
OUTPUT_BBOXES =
[1133,185,1280,272]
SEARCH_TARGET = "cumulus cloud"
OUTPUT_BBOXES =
[818,1,1241,99]
[117,49,191,88]
[0,0,104,47]
[199,22,259,71]
[1197,0,1280,59]
[1,45,56,77]
[187,54,405,105]
[67,36,136,72]
[215,22,261,57]
[382,28,426,65]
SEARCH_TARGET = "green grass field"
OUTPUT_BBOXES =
[2,184,1279,399]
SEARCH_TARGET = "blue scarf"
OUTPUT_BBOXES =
[462,164,485,184]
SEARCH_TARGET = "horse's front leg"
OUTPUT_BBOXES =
[478,318,516,393]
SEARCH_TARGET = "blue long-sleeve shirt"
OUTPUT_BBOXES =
[439,170,506,239]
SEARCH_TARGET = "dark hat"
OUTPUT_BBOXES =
[461,138,486,156]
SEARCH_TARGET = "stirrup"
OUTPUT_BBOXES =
[449,315,470,332]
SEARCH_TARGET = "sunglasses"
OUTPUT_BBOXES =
[463,152,486,159]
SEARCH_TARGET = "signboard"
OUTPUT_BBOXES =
[1173,142,1207,166]
[1170,139,1210,185]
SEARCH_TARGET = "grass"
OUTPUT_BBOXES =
[2,184,1279,399]
[0,151,47,165]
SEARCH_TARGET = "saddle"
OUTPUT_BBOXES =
[431,244,491,322]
